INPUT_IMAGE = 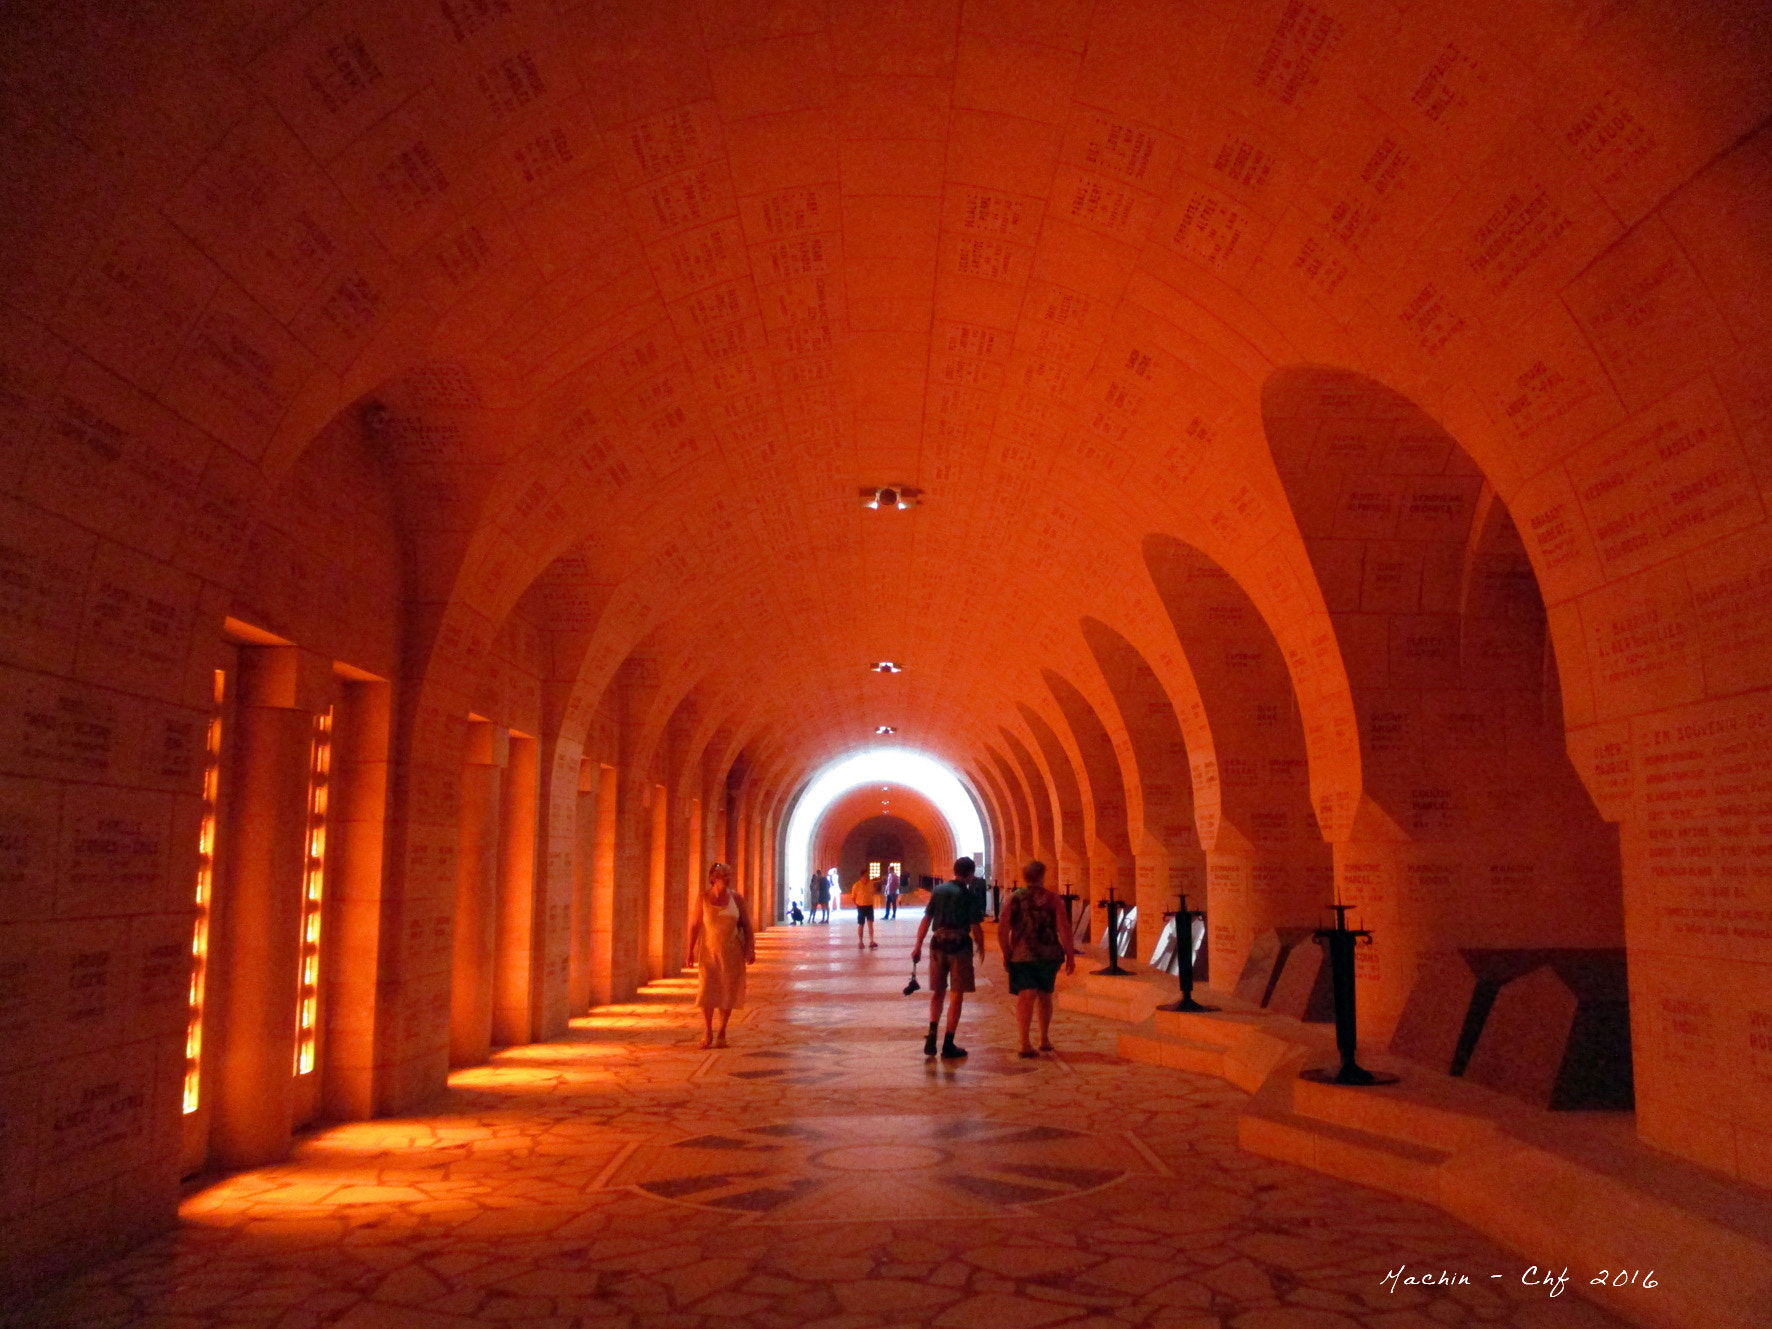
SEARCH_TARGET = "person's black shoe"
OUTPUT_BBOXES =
[923,1025,938,1057]
[940,1036,967,1059]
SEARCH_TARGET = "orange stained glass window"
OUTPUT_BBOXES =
[294,708,333,1075]
[183,669,225,1114]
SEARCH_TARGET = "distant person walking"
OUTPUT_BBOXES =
[912,856,987,1059]
[999,860,1076,1056]
[687,862,753,1049]
[851,872,880,949]
[813,870,832,923]
[883,867,900,919]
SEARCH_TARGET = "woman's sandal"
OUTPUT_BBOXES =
[715,1031,728,1048]
[1039,1043,1055,1053]
[1018,1047,1038,1058]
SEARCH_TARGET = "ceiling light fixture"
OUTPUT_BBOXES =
[872,661,902,673]
[861,485,922,510]
[875,725,895,735]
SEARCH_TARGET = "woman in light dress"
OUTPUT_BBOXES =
[686,862,754,1048]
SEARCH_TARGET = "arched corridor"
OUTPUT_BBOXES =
[20,920,1636,1329]
[3,0,1772,1324]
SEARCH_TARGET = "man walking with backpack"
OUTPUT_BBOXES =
[911,857,987,1059]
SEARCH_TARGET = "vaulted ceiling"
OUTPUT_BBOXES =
[4,0,1768,804]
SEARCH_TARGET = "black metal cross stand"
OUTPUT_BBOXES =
[1058,887,1080,929]
[1158,893,1217,1013]
[1093,887,1130,976]
[1300,904,1398,1086]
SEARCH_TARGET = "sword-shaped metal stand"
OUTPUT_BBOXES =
[1058,887,1080,931]
[1158,892,1217,1012]
[1299,904,1398,1086]
[1093,887,1131,976]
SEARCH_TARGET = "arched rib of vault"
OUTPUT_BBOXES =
[668,676,746,828]
[1138,536,1309,842]
[1016,702,1092,908]
[981,747,1034,870]
[1042,669,1138,929]
[1258,367,1630,1039]
[1078,617,1208,958]
[970,754,1024,876]
[972,767,1015,884]
[1139,534,1332,979]
[1000,729,1059,863]
[993,711,1069,869]
[992,744,1041,878]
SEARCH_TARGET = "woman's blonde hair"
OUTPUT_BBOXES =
[707,862,733,883]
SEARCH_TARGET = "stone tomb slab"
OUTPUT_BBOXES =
[1264,936,1333,1022]
[1464,950,1633,1110]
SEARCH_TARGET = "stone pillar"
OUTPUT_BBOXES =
[210,644,324,1168]
[759,803,777,929]
[450,721,505,1067]
[647,784,669,981]
[322,677,391,1120]
[610,770,650,1002]
[589,764,619,1006]
[492,733,539,1046]
[568,759,597,1015]
[677,795,702,965]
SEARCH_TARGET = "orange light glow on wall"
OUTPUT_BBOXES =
[183,669,225,1115]
[294,708,332,1076]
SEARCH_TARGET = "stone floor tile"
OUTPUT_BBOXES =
[8,921,1630,1329]
[1228,1310,1364,1328]
[935,1291,1086,1329]
[831,1277,962,1314]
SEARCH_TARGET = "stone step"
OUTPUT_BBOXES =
[1238,1098,1450,1205]
[1055,987,1145,1023]
[1152,1006,1254,1047]
[1117,1026,1226,1078]
[1288,1073,1499,1155]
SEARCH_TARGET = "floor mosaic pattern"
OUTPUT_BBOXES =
[12,917,1628,1328]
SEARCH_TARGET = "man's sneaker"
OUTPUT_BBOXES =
[940,1036,968,1059]
[923,1028,938,1057]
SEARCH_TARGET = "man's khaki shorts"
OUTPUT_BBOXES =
[929,946,975,995]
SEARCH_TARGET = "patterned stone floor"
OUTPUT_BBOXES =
[14,916,1629,1328]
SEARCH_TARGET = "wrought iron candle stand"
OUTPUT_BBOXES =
[1058,887,1080,930]
[1158,893,1217,1013]
[1094,887,1131,976]
[1299,903,1398,1087]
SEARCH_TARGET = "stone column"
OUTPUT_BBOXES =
[450,721,505,1067]
[589,764,620,1005]
[568,759,598,1015]
[322,676,391,1120]
[492,732,539,1046]
[210,644,325,1168]
[647,784,669,981]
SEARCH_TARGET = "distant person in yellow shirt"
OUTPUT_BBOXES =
[851,873,880,950]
